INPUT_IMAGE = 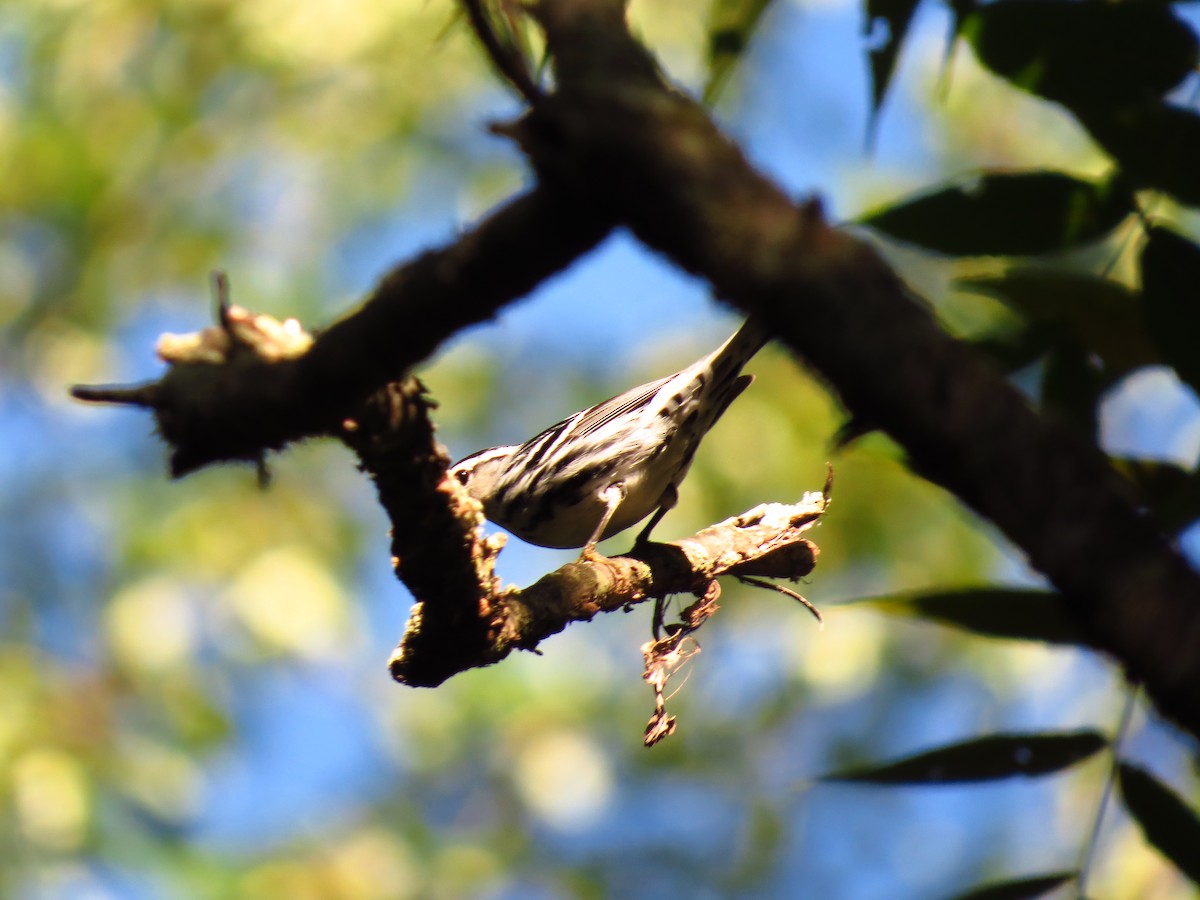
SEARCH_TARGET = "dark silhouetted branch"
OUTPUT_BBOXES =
[386,492,826,688]
[507,0,1200,741]
[70,0,1200,744]
[72,186,614,476]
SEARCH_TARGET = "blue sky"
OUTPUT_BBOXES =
[7,0,1200,896]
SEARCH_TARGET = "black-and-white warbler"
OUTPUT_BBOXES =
[451,319,767,556]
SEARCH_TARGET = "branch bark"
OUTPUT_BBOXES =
[520,0,1200,740]
[71,0,1200,742]
[73,186,614,476]
[338,363,826,688]
[100,308,827,689]
[386,492,825,688]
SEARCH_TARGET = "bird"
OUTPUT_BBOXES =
[449,318,768,558]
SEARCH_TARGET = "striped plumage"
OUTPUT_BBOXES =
[451,319,767,554]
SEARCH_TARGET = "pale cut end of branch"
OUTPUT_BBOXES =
[71,277,315,419]
[157,304,313,365]
[71,292,322,478]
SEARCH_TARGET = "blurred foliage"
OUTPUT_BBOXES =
[703,0,774,106]
[1119,763,1200,887]
[823,731,1107,785]
[859,171,1136,257]
[862,0,920,141]
[3,0,1200,898]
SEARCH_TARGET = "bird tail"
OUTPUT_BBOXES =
[691,316,768,433]
[708,316,769,383]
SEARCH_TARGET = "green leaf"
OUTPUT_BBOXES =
[967,325,1053,375]
[864,0,922,141]
[936,0,977,106]
[862,587,1084,645]
[824,732,1107,784]
[860,172,1135,256]
[959,269,1157,376]
[946,872,1077,900]
[1110,457,1200,535]
[1082,103,1200,207]
[965,1,1198,112]
[1142,226,1200,396]
[1118,763,1200,885]
[703,0,774,105]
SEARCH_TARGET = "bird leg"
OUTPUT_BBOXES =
[634,483,678,548]
[581,483,626,561]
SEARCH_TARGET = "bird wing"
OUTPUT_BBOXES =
[571,374,674,440]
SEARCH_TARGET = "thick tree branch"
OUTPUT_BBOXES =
[461,0,545,104]
[340,378,509,682]
[387,493,825,688]
[518,0,1200,741]
[337,358,826,688]
[70,0,1200,743]
[73,186,614,476]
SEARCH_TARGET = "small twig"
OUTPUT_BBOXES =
[737,576,823,626]
[652,594,669,639]
[642,634,701,747]
[461,0,544,105]
[213,270,233,332]
[641,581,720,747]
[70,383,161,409]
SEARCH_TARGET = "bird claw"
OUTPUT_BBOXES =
[580,544,606,564]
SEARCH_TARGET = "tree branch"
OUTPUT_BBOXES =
[99,306,827,691]
[337,355,827,689]
[461,0,545,104]
[511,0,1200,740]
[387,492,826,688]
[69,0,1200,744]
[340,377,508,683]
[73,186,614,476]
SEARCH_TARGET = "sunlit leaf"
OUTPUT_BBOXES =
[1082,103,1200,207]
[1110,457,1200,535]
[864,0,921,142]
[1118,763,1200,885]
[946,0,976,40]
[947,871,1077,900]
[965,1,1198,112]
[861,588,1083,644]
[704,0,775,105]
[1142,226,1200,396]
[959,270,1156,376]
[859,173,1135,256]
[824,732,1107,784]
[933,0,976,104]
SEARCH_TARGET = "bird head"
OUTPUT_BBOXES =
[448,445,519,507]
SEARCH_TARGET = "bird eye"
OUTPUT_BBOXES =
[454,468,470,485]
